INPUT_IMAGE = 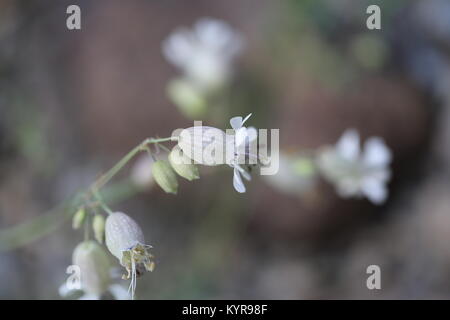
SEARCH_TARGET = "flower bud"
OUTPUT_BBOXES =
[168,146,200,181]
[177,126,227,166]
[105,212,155,299]
[167,78,207,119]
[105,212,145,262]
[72,207,86,230]
[72,240,111,297]
[152,160,178,194]
[92,214,106,244]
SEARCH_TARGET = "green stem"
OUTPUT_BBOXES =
[0,136,175,252]
[91,137,174,192]
[93,190,114,215]
[84,214,90,241]
[0,179,138,252]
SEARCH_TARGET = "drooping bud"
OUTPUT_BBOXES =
[152,160,178,194]
[168,146,200,181]
[177,126,228,166]
[92,214,106,244]
[105,212,155,299]
[167,78,207,119]
[72,240,112,297]
[72,207,86,230]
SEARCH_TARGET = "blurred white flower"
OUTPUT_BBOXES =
[317,129,392,205]
[130,154,154,189]
[59,241,130,300]
[162,17,243,91]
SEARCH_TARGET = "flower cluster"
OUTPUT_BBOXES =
[62,112,260,299]
[65,209,155,300]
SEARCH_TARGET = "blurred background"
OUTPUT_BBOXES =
[1,0,450,299]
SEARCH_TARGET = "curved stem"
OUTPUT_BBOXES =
[0,136,175,252]
[93,189,114,215]
[90,137,174,192]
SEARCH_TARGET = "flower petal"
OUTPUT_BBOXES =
[236,164,251,181]
[194,18,242,58]
[235,127,247,147]
[195,18,233,51]
[233,168,246,193]
[162,28,195,68]
[336,129,360,162]
[361,176,388,205]
[230,116,243,130]
[363,137,392,168]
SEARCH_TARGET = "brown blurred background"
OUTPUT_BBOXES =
[1,0,450,299]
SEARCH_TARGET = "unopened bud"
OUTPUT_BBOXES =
[105,212,145,262]
[105,212,155,299]
[168,146,200,181]
[72,207,86,230]
[152,160,178,194]
[92,214,106,244]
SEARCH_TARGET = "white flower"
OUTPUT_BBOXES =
[130,154,154,189]
[59,241,130,300]
[162,17,243,91]
[176,114,258,193]
[317,129,392,204]
[229,114,257,193]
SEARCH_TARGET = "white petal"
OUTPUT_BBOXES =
[361,177,388,205]
[162,28,195,68]
[233,168,246,193]
[235,127,247,147]
[230,116,243,130]
[236,164,251,181]
[195,18,234,51]
[363,137,392,168]
[336,129,360,162]
[109,284,131,300]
